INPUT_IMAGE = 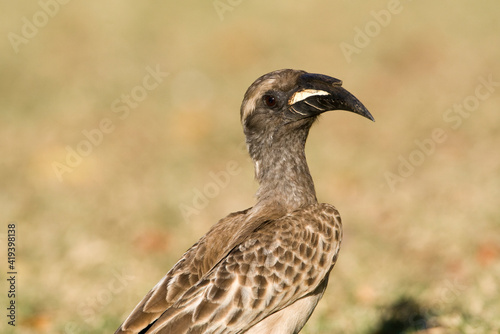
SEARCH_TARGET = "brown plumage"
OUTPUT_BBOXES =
[115,69,373,334]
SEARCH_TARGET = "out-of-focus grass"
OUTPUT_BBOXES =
[1,1,499,333]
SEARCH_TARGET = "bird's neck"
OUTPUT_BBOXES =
[247,123,318,211]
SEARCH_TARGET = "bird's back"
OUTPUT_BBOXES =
[116,203,342,334]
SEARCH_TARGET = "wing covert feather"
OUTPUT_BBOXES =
[147,203,342,334]
[116,210,250,333]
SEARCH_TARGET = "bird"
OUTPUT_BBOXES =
[115,69,374,334]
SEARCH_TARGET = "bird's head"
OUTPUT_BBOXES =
[240,69,374,141]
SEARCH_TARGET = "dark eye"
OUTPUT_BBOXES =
[263,94,277,108]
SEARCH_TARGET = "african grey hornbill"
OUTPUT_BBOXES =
[115,69,374,334]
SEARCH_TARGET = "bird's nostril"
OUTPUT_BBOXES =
[332,80,343,86]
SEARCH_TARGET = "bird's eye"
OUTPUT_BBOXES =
[263,95,277,108]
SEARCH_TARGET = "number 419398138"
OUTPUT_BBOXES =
[7,223,15,271]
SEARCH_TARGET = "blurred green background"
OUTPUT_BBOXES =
[1,1,499,333]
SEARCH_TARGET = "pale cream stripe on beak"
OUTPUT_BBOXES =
[289,89,330,105]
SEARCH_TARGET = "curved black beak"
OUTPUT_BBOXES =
[286,73,374,122]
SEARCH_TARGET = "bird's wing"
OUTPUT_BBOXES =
[116,210,251,334]
[145,203,342,334]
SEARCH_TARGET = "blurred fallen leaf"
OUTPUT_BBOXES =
[476,242,500,267]
[356,284,378,305]
[22,313,51,331]
[133,229,170,253]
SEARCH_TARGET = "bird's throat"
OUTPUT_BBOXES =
[249,124,318,211]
